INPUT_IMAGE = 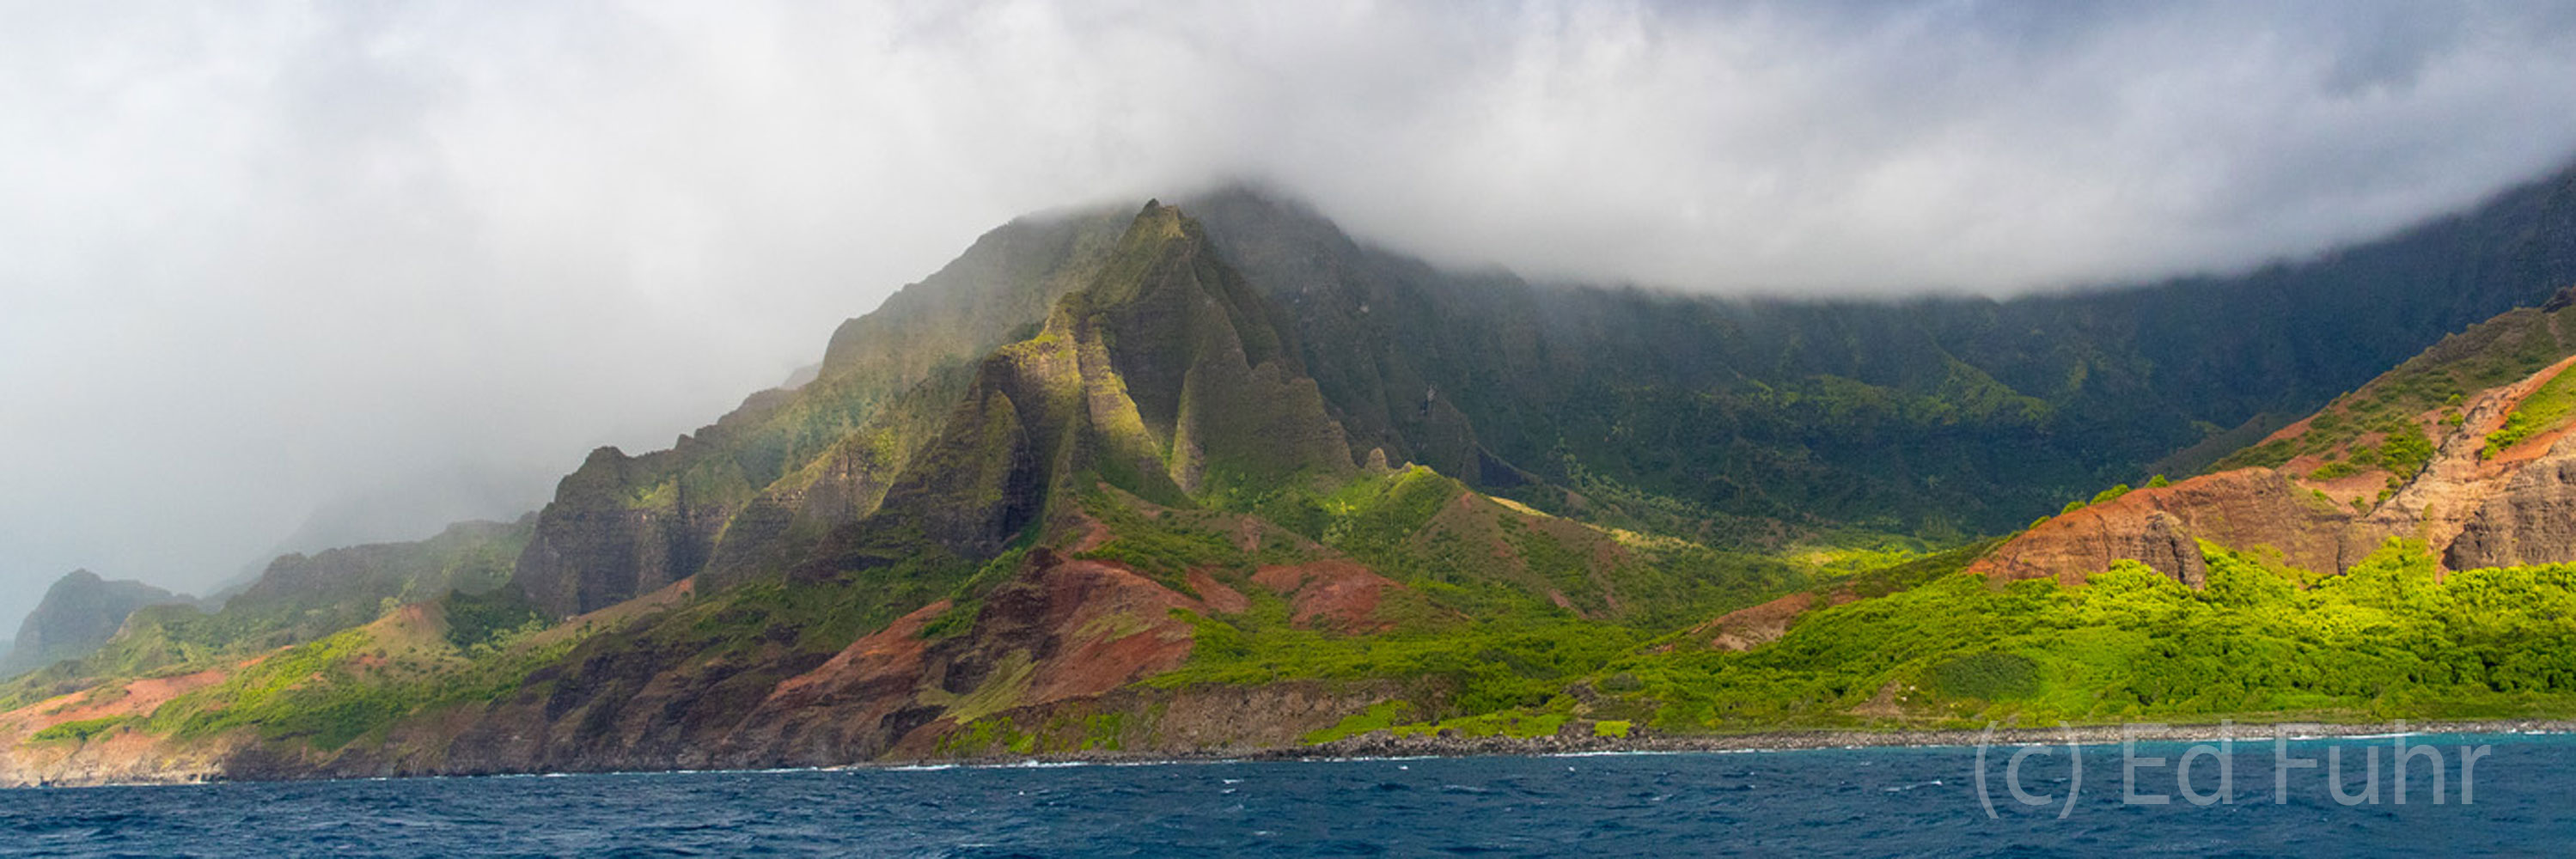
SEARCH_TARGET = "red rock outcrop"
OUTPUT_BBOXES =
[1185,569,1250,614]
[2338,360,2564,562]
[1251,560,1397,633]
[703,548,1217,767]
[1969,469,2347,586]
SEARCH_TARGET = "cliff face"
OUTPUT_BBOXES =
[2445,435,2576,568]
[1970,470,2347,586]
[0,572,190,678]
[511,445,731,617]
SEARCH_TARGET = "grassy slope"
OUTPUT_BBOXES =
[1131,466,1932,735]
[53,542,1002,758]
[2486,361,2576,456]
[2217,304,2573,475]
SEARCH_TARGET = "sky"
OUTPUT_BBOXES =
[6,0,2576,632]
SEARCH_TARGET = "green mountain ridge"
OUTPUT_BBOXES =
[0,519,531,714]
[1181,165,2576,536]
[509,207,1133,617]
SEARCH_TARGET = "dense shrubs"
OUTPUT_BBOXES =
[1605,541,2576,730]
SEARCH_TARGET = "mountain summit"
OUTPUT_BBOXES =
[0,571,191,677]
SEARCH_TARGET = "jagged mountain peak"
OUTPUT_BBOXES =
[855,200,1354,560]
[513,199,1358,614]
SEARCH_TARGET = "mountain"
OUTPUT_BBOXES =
[0,572,193,679]
[9,160,2576,785]
[510,205,1132,617]
[1566,289,2576,730]
[511,162,2576,620]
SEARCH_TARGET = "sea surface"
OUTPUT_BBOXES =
[3,732,2568,856]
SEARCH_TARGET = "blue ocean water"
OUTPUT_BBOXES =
[3,733,2565,857]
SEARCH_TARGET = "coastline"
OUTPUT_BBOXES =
[926,718,2576,769]
[1254,718,2576,763]
[15,719,2573,789]
[883,716,2576,773]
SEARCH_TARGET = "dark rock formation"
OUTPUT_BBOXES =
[2,571,190,676]
[844,202,1355,561]
[2134,511,2210,588]
[513,446,730,617]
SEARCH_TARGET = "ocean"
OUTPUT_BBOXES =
[3,732,2564,856]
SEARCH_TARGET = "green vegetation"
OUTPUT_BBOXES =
[1144,466,1957,734]
[934,710,1131,757]
[1073,493,1253,590]
[1591,541,2576,730]
[145,626,412,749]
[1111,464,1810,722]
[29,716,131,743]
[2487,364,2576,457]
[1927,651,2041,699]
[1157,594,1651,717]
[1832,539,2002,600]
[442,588,546,653]
[2378,423,2437,475]
[1302,700,1417,744]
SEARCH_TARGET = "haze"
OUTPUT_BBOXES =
[7,0,2576,631]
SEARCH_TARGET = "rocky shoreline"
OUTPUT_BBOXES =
[16,720,2574,789]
